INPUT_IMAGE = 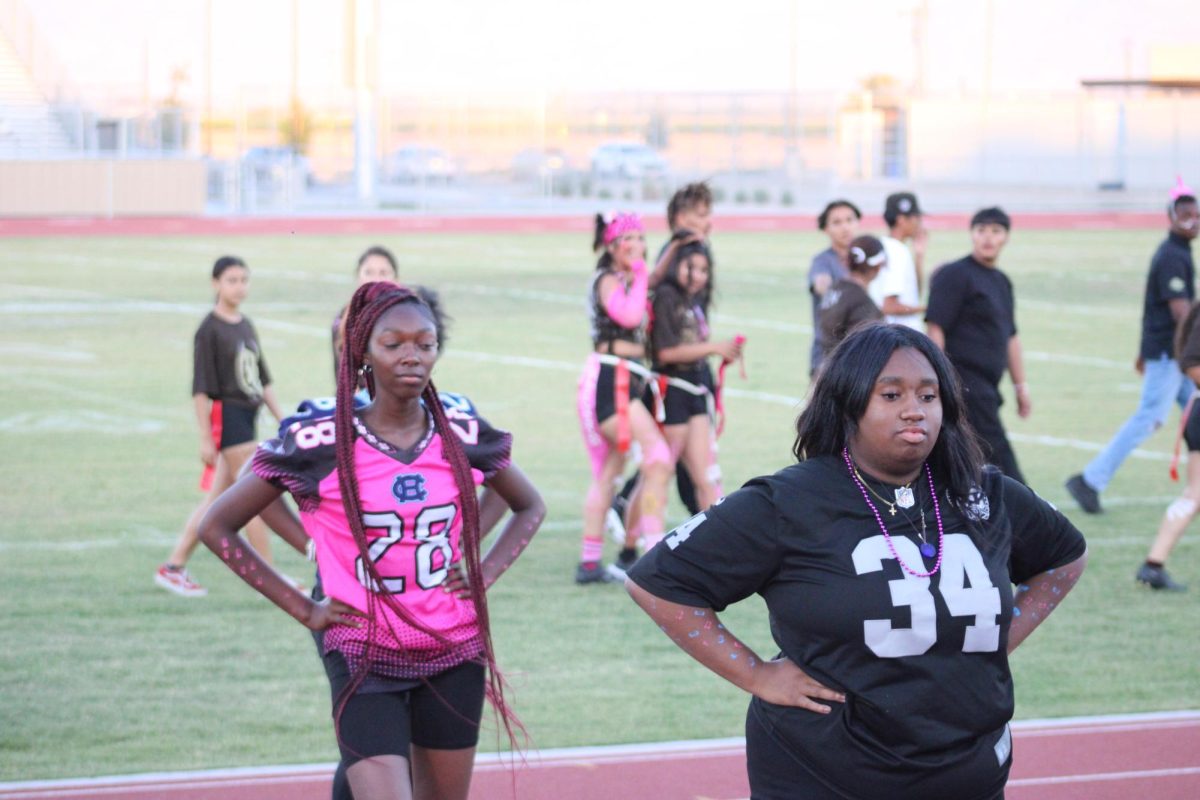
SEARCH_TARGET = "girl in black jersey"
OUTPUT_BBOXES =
[155,256,284,597]
[576,212,673,583]
[650,240,743,513]
[628,323,1087,799]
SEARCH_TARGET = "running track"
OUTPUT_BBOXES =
[3,712,1197,799]
[0,211,1166,239]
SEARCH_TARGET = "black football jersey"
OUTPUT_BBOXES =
[629,455,1085,799]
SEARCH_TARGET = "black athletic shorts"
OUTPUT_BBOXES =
[594,360,649,425]
[661,366,713,426]
[325,650,486,764]
[1185,399,1200,451]
[218,402,258,449]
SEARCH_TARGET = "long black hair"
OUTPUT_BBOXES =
[663,238,715,312]
[794,323,985,507]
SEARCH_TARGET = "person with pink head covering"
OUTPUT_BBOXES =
[1066,179,1200,543]
[575,212,674,583]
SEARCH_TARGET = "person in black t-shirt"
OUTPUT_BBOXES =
[925,207,1030,484]
[817,234,885,361]
[650,241,744,515]
[627,323,1087,800]
[155,256,285,597]
[1065,181,1199,515]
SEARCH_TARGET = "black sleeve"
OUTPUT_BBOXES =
[1154,250,1192,302]
[191,317,219,398]
[924,263,966,331]
[1001,475,1087,585]
[628,480,782,611]
[1004,274,1018,338]
[439,392,513,479]
[251,416,338,512]
[247,320,272,387]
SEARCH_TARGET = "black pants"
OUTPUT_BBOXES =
[960,369,1025,485]
[617,464,701,517]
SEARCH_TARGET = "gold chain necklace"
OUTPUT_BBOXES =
[851,466,915,516]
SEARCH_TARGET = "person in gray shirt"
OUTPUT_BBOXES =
[808,199,861,375]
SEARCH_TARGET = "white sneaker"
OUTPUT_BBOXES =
[155,564,207,597]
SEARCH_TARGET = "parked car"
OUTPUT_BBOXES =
[590,142,668,179]
[240,146,312,188]
[511,147,570,181]
[385,145,456,184]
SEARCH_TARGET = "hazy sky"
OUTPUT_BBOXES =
[24,0,1197,108]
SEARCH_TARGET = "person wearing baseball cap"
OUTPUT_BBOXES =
[1066,178,1199,522]
[868,192,928,330]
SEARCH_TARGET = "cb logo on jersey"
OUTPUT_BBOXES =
[392,474,428,504]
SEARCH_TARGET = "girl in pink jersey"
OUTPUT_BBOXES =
[577,212,674,583]
[199,282,544,800]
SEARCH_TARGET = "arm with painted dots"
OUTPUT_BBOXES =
[1003,473,1088,654]
[625,580,845,714]
[1007,552,1086,655]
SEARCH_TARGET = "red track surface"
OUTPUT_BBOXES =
[2,713,1197,800]
[0,211,1165,239]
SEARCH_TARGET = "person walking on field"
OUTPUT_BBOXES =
[871,192,927,330]
[808,199,861,375]
[155,255,284,597]
[925,207,1030,484]
[1066,179,1199,514]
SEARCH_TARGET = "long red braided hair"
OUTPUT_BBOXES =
[333,281,520,746]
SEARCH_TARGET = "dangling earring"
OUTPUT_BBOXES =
[358,364,372,378]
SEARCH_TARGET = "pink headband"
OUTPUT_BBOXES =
[603,212,644,245]
[1171,175,1195,201]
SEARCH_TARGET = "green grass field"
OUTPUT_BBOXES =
[2,226,1198,782]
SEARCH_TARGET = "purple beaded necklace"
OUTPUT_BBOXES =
[842,446,945,578]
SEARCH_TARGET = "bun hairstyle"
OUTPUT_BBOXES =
[335,281,519,747]
[846,235,886,274]
[817,199,862,231]
[593,213,614,271]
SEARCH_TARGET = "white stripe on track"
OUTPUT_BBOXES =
[1007,766,1200,786]
[2,712,1196,795]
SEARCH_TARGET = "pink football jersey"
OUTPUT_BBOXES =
[253,393,511,678]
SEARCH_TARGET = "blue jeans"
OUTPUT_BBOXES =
[1082,355,1194,492]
